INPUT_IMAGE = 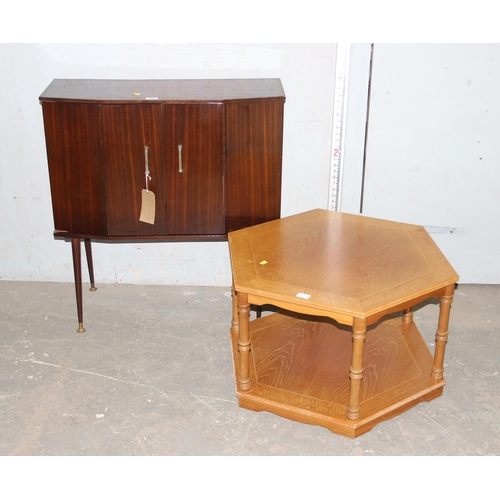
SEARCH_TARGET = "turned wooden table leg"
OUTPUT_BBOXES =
[347,317,367,421]
[237,292,252,391]
[431,283,455,382]
[402,306,414,324]
[84,239,97,292]
[230,285,239,335]
[71,238,86,333]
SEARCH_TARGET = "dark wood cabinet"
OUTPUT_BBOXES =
[39,78,285,331]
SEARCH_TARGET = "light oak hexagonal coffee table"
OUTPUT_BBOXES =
[228,209,459,438]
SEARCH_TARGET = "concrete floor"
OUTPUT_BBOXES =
[1,280,499,458]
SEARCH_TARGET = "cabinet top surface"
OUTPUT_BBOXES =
[228,209,459,318]
[39,78,285,103]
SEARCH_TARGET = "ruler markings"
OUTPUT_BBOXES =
[328,43,351,211]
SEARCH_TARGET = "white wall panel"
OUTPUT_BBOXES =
[362,44,500,283]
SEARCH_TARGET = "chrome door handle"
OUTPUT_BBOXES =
[178,144,183,173]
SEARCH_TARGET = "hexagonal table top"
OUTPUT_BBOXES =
[228,209,459,320]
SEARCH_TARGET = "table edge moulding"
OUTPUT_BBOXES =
[39,78,285,332]
[228,209,459,437]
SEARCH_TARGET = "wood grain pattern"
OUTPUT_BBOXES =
[225,98,284,233]
[250,312,353,400]
[40,79,284,240]
[229,209,459,320]
[163,103,224,235]
[228,209,459,437]
[102,104,165,236]
[230,311,446,437]
[39,78,285,103]
[41,102,107,236]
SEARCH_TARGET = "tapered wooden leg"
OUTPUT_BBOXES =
[347,317,367,421]
[237,292,251,391]
[431,284,455,382]
[84,239,97,292]
[71,238,85,333]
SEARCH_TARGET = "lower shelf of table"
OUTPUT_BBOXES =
[230,310,445,438]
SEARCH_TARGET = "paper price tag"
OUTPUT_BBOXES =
[139,189,156,225]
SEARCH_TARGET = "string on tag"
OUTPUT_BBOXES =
[144,145,151,192]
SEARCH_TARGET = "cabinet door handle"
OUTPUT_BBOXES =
[144,145,151,191]
[178,144,183,173]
